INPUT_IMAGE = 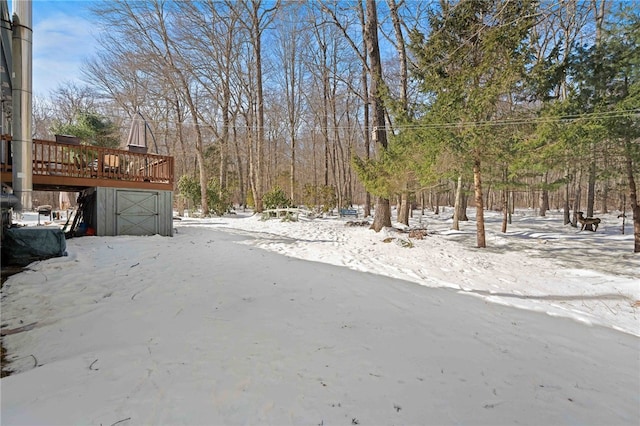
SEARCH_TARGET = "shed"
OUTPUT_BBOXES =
[81,187,173,237]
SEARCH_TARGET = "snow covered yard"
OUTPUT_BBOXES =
[207,208,639,336]
[1,208,639,425]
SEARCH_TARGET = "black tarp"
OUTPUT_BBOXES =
[2,227,67,266]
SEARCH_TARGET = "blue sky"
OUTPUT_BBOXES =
[10,0,99,95]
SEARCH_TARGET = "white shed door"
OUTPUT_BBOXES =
[116,190,159,235]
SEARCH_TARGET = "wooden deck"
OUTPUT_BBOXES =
[1,135,174,191]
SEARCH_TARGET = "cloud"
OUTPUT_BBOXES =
[31,9,99,95]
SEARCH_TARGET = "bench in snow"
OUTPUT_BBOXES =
[339,208,358,218]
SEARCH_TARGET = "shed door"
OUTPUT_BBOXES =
[116,190,159,235]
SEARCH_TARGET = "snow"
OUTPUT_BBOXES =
[1,207,639,425]
[202,208,639,337]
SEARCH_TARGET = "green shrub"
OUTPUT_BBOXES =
[177,175,200,206]
[302,184,336,213]
[263,187,293,209]
[206,179,232,216]
[177,174,231,216]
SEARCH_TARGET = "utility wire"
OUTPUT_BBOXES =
[103,108,639,133]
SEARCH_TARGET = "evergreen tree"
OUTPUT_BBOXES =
[409,0,536,247]
[584,6,640,250]
[52,111,120,148]
[530,4,639,250]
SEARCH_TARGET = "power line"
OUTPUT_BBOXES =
[101,108,638,133]
[380,109,640,131]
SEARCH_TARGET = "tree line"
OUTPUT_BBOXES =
[31,0,639,251]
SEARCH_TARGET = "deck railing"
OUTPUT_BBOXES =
[1,135,174,187]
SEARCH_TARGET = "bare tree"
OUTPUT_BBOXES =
[357,0,372,217]
[274,3,307,202]
[178,1,245,205]
[89,1,211,213]
[51,82,98,125]
[309,18,332,190]
[319,1,373,213]
[32,95,55,139]
[232,0,280,212]
[365,0,391,231]
[387,0,411,225]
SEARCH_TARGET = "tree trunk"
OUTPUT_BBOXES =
[585,148,597,230]
[323,79,330,188]
[388,0,409,226]
[174,78,208,216]
[398,190,409,226]
[247,124,259,211]
[365,0,391,232]
[485,182,492,211]
[602,145,610,213]
[564,165,571,225]
[232,125,245,208]
[195,147,209,215]
[253,8,265,213]
[313,22,331,189]
[501,188,508,233]
[173,98,188,180]
[539,171,549,216]
[357,0,372,219]
[572,170,582,227]
[219,90,230,204]
[461,183,469,221]
[387,0,407,110]
[452,175,463,231]
[501,167,508,233]
[434,191,439,215]
[509,191,514,224]
[473,159,486,248]
[243,0,278,212]
[584,0,605,228]
[371,196,392,230]
[331,61,347,208]
[624,141,640,252]
[290,136,296,202]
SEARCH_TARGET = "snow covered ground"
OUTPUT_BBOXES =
[200,208,640,337]
[1,207,639,425]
